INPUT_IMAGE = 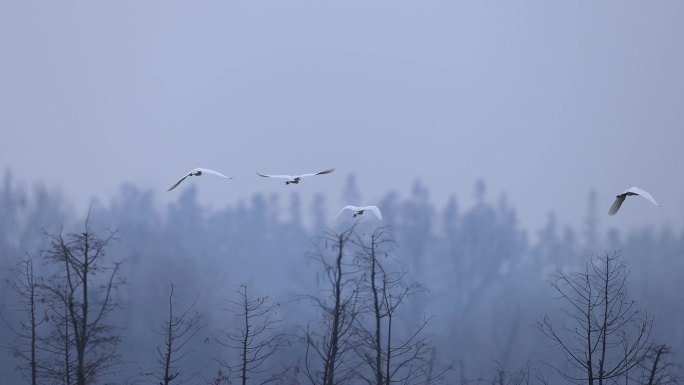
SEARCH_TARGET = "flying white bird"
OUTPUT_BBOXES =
[608,187,660,215]
[256,168,335,185]
[335,205,383,220]
[167,167,232,191]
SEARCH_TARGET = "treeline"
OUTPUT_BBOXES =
[0,171,682,384]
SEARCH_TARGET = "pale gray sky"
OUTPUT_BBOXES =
[1,0,683,235]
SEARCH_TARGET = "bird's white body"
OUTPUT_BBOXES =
[608,186,660,215]
[335,205,383,220]
[257,168,335,185]
[167,167,232,191]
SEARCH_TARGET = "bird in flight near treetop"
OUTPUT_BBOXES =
[608,187,660,215]
[335,205,383,220]
[256,168,335,185]
[167,167,232,191]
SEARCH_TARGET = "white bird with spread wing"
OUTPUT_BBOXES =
[167,167,232,191]
[335,205,383,220]
[256,168,335,185]
[608,187,660,215]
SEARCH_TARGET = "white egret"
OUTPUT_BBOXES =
[608,187,660,215]
[167,167,232,191]
[256,168,335,185]
[335,205,383,220]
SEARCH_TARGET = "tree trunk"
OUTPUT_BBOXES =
[385,312,392,385]
[586,272,594,385]
[325,236,345,385]
[27,259,37,385]
[370,244,383,385]
[646,346,664,385]
[77,238,89,385]
[163,285,174,385]
[242,285,249,385]
[598,257,609,385]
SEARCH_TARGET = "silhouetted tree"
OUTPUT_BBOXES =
[0,170,26,256]
[354,229,392,385]
[452,181,526,316]
[213,283,288,385]
[532,213,579,275]
[582,189,600,253]
[481,362,548,385]
[91,184,161,264]
[165,186,205,254]
[20,184,71,250]
[398,180,433,275]
[41,280,76,385]
[2,255,42,385]
[43,218,123,385]
[353,228,447,385]
[149,283,203,385]
[302,225,361,385]
[629,344,681,385]
[539,252,653,385]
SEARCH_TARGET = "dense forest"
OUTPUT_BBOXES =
[1,170,682,384]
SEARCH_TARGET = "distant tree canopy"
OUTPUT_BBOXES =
[1,170,682,384]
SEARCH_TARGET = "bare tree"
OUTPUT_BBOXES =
[43,219,123,385]
[302,225,361,385]
[538,252,653,385]
[212,283,289,385]
[40,280,76,385]
[353,228,447,385]
[354,229,391,385]
[481,362,550,385]
[149,283,203,385]
[301,226,448,385]
[1,254,43,385]
[454,362,549,385]
[628,344,681,385]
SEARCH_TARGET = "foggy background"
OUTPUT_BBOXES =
[1,1,683,384]
[1,0,683,233]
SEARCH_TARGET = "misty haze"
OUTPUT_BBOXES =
[1,1,683,385]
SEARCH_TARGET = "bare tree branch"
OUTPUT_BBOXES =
[212,283,289,385]
[538,252,653,385]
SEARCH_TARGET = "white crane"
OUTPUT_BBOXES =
[608,187,660,215]
[335,205,383,220]
[256,168,335,185]
[167,167,232,191]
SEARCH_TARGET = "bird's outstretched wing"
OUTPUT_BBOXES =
[609,186,661,214]
[335,205,382,220]
[365,206,383,220]
[335,205,358,219]
[608,195,626,216]
[256,173,294,179]
[624,187,660,207]
[168,167,231,191]
[167,174,191,191]
[196,168,232,179]
[296,168,336,178]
